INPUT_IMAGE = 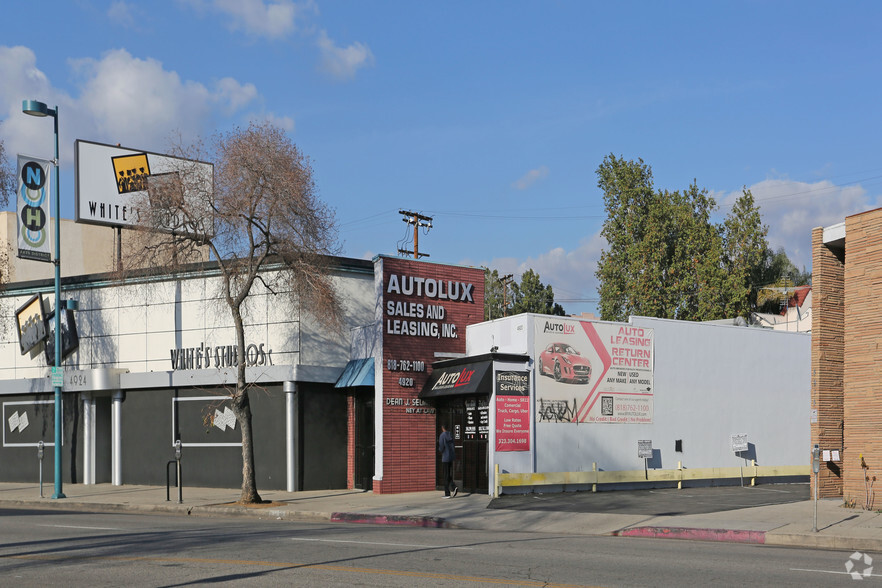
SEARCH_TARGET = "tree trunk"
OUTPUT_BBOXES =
[234,389,262,504]
[232,304,261,504]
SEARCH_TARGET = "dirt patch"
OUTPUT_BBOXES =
[220,501,287,509]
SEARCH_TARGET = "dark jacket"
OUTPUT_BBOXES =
[438,430,455,463]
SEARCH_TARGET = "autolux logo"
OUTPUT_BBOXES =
[432,368,475,390]
[543,321,575,334]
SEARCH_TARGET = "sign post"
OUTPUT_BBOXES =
[37,441,44,498]
[638,440,653,479]
[22,99,65,500]
[731,434,748,487]
[812,444,820,532]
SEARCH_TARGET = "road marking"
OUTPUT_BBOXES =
[291,537,473,549]
[3,553,592,587]
[37,524,123,531]
[791,567,882,578]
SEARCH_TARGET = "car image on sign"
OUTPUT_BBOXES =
[538,342,592,384]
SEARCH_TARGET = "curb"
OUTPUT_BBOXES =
[614,526,766,544]
[765,533,882,553]
[0,499,330,522]
[331,512,448,528]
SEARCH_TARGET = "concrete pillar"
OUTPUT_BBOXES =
[82,393,95,485]
[112,391,124,486]
[284,381,298,492]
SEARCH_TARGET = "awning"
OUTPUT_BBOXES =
[334,358,375,388]
[419,360,493,398]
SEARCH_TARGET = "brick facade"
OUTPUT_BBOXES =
[843,210,882,505]
[811,227,844,497]
[372,258,485,494]
[814,208,882,504]
[346,394,356,489]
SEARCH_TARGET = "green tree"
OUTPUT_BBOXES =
[754,247,811,314]
[722,188,769,319]
[483,267,513,319]
[511,269,566,316]
[595,155,771,322]
[595,154,655,321]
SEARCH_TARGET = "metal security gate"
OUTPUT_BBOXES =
[354,393,374,490]
[436,396,488,494]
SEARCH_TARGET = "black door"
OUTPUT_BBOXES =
[435,397,488,494]
[354,392,374,490]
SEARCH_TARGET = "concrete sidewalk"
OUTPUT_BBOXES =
[2,482,881,553]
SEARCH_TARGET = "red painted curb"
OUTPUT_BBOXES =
[615,526,766,544]
[330,512,447,528]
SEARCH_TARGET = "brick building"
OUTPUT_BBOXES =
[812,208,882,502]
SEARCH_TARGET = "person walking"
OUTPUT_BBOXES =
[438,423,458,498]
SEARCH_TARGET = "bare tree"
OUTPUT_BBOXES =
[0,136,13,285]
[121,122,341,503]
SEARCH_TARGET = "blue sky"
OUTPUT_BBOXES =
[2,1,881,315]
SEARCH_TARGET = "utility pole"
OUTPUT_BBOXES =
[500,274,514,316]
[397,210,432,259]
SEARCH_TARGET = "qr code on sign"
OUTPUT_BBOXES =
[601,396,613,416]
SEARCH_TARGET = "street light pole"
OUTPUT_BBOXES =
[22,99,65,499]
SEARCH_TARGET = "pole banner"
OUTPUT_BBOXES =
[16,155,52,262]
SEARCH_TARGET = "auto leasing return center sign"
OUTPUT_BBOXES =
[534,318,654,424]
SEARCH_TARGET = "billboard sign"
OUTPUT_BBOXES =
[534,318,654,424]
[16,155,52,262]
[74,139,213,236]
[15,294,47,355]
[44,306,79,363]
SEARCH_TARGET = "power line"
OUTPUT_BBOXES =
[397,210,432,259]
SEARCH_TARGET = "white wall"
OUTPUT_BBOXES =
[470,314,810,479]
[0,265,375,381]
[1,212,120,282]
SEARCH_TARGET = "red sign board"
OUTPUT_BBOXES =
[495,370,530,452]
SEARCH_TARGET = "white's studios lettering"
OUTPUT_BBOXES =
[170,342,272,370]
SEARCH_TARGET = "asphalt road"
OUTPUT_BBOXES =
[1,506,873,587]
[488,484,810,515]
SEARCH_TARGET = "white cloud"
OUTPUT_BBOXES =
[182,2,369,81]
[205,0,306,39]
[473,233,606,316]
[215,77,259,115]
[0,46,260,167]
[317,30,375,80]
[0,46,71,162]
[71,49,214,146]
[107,1,140,29]
[261,112,295,132]
[719,177,879,270]
[512,166,549,190]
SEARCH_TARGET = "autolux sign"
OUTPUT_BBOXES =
[423,361,491,395]
[384,273,476,339]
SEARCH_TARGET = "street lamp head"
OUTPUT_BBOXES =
[22,99,54,118]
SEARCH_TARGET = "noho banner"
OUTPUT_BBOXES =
[16,155,52,263]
